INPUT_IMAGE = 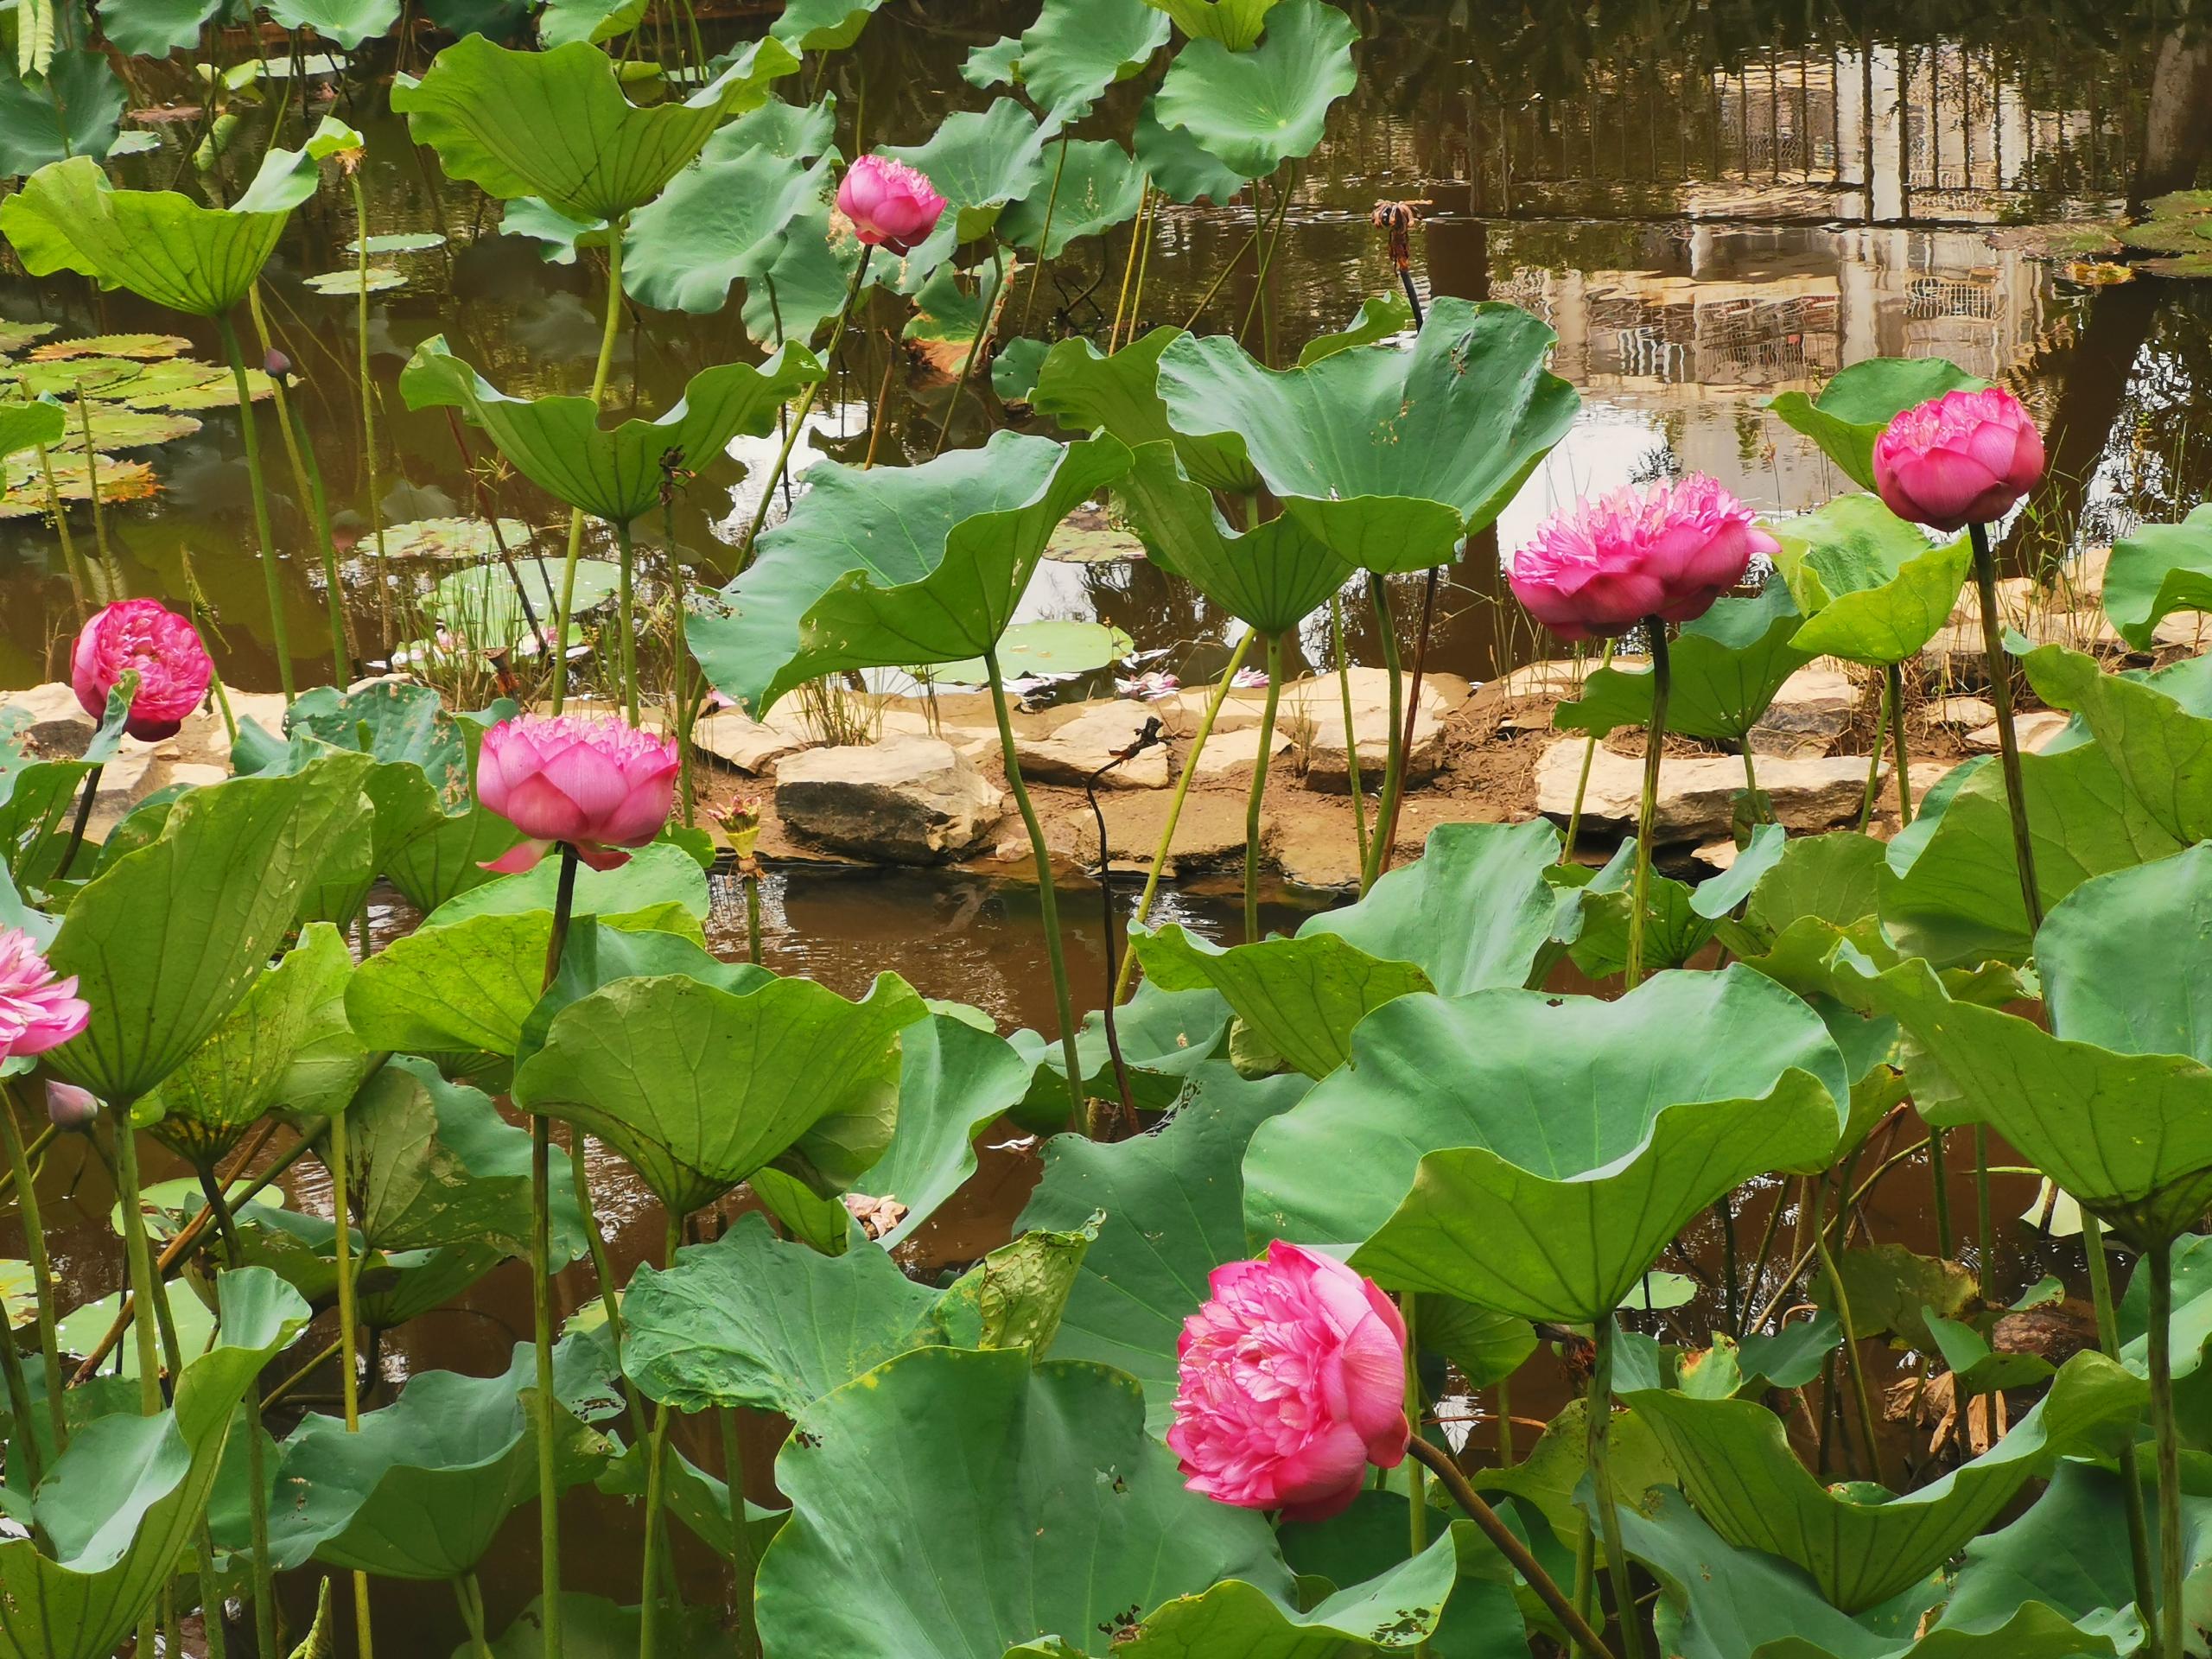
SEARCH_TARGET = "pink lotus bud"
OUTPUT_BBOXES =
[475,714,679,875]
[264,347,292,381]
[44,1080,98,1130]
[1509,474,1777,642]
[836,155,948,255]
[0,929,87,1063]
[1167,1241,1409,1522]
[1872,386,2046,534]
[70,599,214,741]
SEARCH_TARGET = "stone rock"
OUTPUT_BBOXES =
[1014,702,1171,789]
[1186,723,1294,783]
[1963,709,2071,754]
[1488,658,1588,701]
[2155,610,2212,651]
[1694,837,1741,871]
[1535,740,1878,842]
[1928,696,1995,728]
[1276,667,1456,794]
[775,737,1002,863]
[1747,664,1860,759]
[2,682,96,751]
[691,706,815,773]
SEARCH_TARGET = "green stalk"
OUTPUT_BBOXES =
[1624,621,1672,989]
[1362,575,1405,893]
[665,493,696,824]
[0,1294,41,1491]
[531,843,582,1659]
[569,1135,651,1445]
[1019,137,1069,334]
[984,645,1084,1131]
[2151,1236,2182,1659]
[251,285,349,677]
[551,219,628,715]
[1243,632,1286,944]
[614,518,639,725]
[1885,661,1913,824]
[198,1166,278,1656]
[1112,628,1257,1003]
[33,442,91,617]
[1857,670,1891,835]
[721,1408,761,1658]
[1403,1294,1426,1573]
[217,315,294,699]
[2082,1212,2158,1639]
[0,1090,67,1459]
[1496,1374,1514,1466]
[1811,1179,1888,1490]
[1929,1127,1954,1257]
[70,386,114,577]
[1974,1123,1997,1301]
[347,168,388,594]
[453,1574,495,1659]
[1332,594,1369,874]
[736,247,873,567]
[637,1213,683,1659]
[1967,521,2041,930]
[1588,1319,1648,1659]
[1561,641,1616,863]
[115,1104,167,1659]
[325,1096,376,1659]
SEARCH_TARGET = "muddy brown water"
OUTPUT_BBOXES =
[1,0,2201,1648]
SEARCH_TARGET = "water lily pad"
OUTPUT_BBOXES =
[1152,0,1356,180]
[28,333,190,360]
[53,407,201,451]
[346,231,446,255]
[930,618,1135,684]
[302,265,404,295]
[0,452,159,516]
[159,367,276,408]
[0,320,55,352]
[1044,507,1145,564]
[368,515,536,559]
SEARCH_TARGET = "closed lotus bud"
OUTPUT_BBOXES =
[45,1080,99,1131]
[264,347,292,381]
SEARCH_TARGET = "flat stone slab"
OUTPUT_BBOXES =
[1535,739,1880,842]
[1014,702,1172,789]
[776,735,1002,864]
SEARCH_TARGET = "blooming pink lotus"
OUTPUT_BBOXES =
[475,715,679,874]
[1873,386,2046,533]
[1167,1241,1409,1522]
[836,155,948,255]
[71,599,214,741]
[1510,474,1777,642]
[0,928,87,1061]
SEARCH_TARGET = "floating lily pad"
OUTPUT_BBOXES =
[302,265,405,295]
[346,232,446,255]
[930,618,1135,685]
[13,359,143,397]
[1044,506,1145,564]
[368,516,537,560]
[29,333,191,361]
[0,453,158,516]
[0,320,56,353]
[105,359,230,407]
[54,408,201,452]
[161,368,276,408]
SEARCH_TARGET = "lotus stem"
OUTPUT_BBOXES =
[454,1573,495,1659]
[2081,1213,2158,1635]
[664,492,696,823]
[1126,187,1160,345]
[1561,641,1616,865]
[638,1212,683,1659]
[531,842,582,1659]
[0,1283,41,1491]
[1885,661,1913,824]
[1113,626,1257,1004]
[0,1090,65,1459]
[551,216,629,715]
[933,249,1018,460]
[2151,1235,2183,1659]
[323,1094,377,1659]
[251,286,350,678]
[1403,1295,1426,1564]
[196,1166,280,1656]
[1243,632,1287,944]
[69,385,114,578]
[744,875,763,966]
[721,1406,761,1658]
[738,248,873,566]
[1236,168,1297,353]
[1857,669,1890,835]
[1740,743,1762,821]
[1082,751,1146,1137]
[1624,620,1672,989]
[217,314,294,700]
[346,168,388,645]
[1974,1123,1997,1301]
[570,1134,652,1445]
[613,518,639,726]
[1717,1192,1740,1334]
[983,645,1085,1132]
[31,440,91,619]
[1019,137,1070,334]
[1809,1179,1887,1491]
[1363,575,1406,894]
[1967,521,2042,931]
[1108,185,1152,353]
[1376,563,1442,868]
[1572,1526,1597,1652]
[1929,1128,1953,1257]
[445,410,555,661]
[1586,1319,1647,1659]
[1495,1374,1514,1465]
[1332,594,1370,874]
[105,1110,163,1414]
[54,762,99,882]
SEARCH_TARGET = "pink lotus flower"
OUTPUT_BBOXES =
[836,155,947,255]
[1510,474,1777,642]
[1167,1241,1409,1522]
[71,600,214,741]
[475,715,678,874]
[0,929,87,1061]
[1873,386,2046,533]
[1116,671,1181,702]
[1230,666,1271,691]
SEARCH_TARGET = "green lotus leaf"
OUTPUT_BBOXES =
[1135,95,1245,204]
[769,0,885,50]
[1243,967,1848,1321]
[511,970,925,1214]
[1010,0,1170,123]
[754,1347,1287,1659]
[741,185,859,346]
[95,0,233,57]
[143,921,355,1167]
[1471,1394,1675,1560]
[1611,1485,2126,1659]
[929,618,1135,685]
[264,1343,614,1579]
[46,754,371,1103]
[1116,439,1355,631]
[399,336,819,524]
[1016,1063,1307,1432]
[0,47,125,177]
[0,400,67,458]
[692,429,1129,716]
[593,1442,786,1572]
[861,1012,1033,1246]
[1033,327,1180,450]
[623,137,835,315]
[1144,0,1280,49]
[390,35,799,223]
[1152,0,1355,180]
[429,840,709,931]
[2024,639,2212,845]
[879,99,1054,282]
[464,1593,722,1659]
[346,1053,563,1256]
[0,1268,307,1659]
[1559,837,1727,980]
[1298,292,1416,366]
[1155,298,1577,572]
[2101,504,2212,650]
[1,118,357,315]
[1924,1313,2054,1397]
[1279,1496,1529,1659]
[1134,820,1560,1079]
[1815,1242,1976,1351]
[1008,980,1234,1128]
[1001,141,1147,258]
[515,918,765,1076]
[1766,494,1971,666]
[1768,356,1987,493]
[622,1212,942,1415]
[536,0,646,48]
[1630,1351,2140,1614]
[263,0,399,47]
[1554,582,1815,741]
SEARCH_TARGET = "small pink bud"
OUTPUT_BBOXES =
[836,155,948,255]
[44,1080,98,1131]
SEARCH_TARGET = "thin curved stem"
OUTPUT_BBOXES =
[217,315,293,699]
[1857,669,1891,835]
[551,219,627,714]
[1332,595,1370,874]
[2152,1236,2183,1659]
[1561,641,1616,864]
[1968,521,2041,931]
[0,1093,64,1460]
[197,1166,280,1656]
[324,1096,377,1659]
[737,247,873,564]
[1624,620,1671,989]
[1243,632,1286,944]
[1363,575,1405,893]
[1885,661,1913,824]
[614,518,639,725]
[249,285,348,678]
[347,168,388,656]
[1588,1319,1649,1659]
[1810,1179,1888,1491]
[638,1213,684,1659]
[722,1406,762,1658]
[2082,1213,2158,1639]
[531,843,582,1659]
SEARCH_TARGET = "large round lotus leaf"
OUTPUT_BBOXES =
[2024,639,2212,846]
[1017,1062,1308,1433]
[1628,1351,2140,1613]
[1156,298,1578,573]
[691,429,1131,717]
[0,1269,307,1659]
[389,35,799,223]
[860,1013,1033,1246]
[1768,355,1986,493]
[535,0,647,48]
[622,136,834,315]
[428,841,709,931]
[93,0,229,57]
[1243,965,1848,1319]
[1001,141,1147,259]
[769,0,885,50]
[1298,292,1416,365]
[29,333,191,360]
[1012,0,1170,122]
[1135,820,1561,1078]
[1145,0,1280,48]
[879,98,1053,284]
[2101,502,2212,650]
[1033,327,1180,451]
[1134,97,1245,205]
[264,1345,613,1580]
[46,754,372,1103]
[0,118,357,315]
[0,48,127,178]
[1765,494,1970,667]
[930,618,1135,684]
[262,0,399,47]
[54,406,201,451]
[1152,0,1356,180]
[368,515,535,559]
[399,335,820,524]
[512,970,925,1215]
[754,1347,1287,1659]
[1554,582,1815,742]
